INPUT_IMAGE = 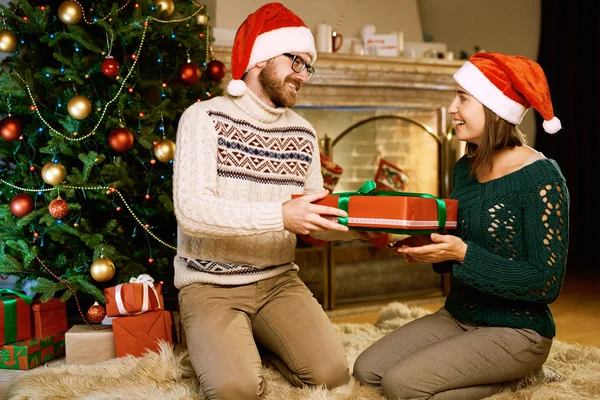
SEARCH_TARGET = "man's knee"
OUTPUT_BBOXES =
[307,357,350,389]
[202,374,264,400]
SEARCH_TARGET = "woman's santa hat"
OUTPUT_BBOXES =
[453,52,561,134]
[227,2,317,97]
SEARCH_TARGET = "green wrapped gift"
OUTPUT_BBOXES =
[0,332,65,370]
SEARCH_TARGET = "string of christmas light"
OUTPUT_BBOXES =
[13,4,207,142]
[69,0,132,25]
[1,177,177,250]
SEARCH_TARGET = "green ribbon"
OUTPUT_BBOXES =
[333,180,448,235]
[0,289,33,344]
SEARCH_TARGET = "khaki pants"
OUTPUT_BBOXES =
[178,270,349,400]
[353,308,552,400]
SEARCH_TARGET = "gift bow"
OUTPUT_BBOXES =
[0,289,33,344]
[333,180,448,235]
[115,274,161,316]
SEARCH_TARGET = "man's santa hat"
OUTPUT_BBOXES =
[453,52,561,134]
[227,2,317,97]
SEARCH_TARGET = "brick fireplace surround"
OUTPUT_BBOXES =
[213,46,464,309]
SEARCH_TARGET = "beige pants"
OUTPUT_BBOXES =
[353,308,552,400]
[178,270,349,400]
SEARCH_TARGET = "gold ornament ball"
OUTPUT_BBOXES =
[87,301,106,323]
[196,13,209,25]
[58,0,82,24]
[90,257,115,282]
[67,95,92,120]
[0,29,18,53]
[154,138,176,162]
[153,0,174,15]
[42,162,67,185]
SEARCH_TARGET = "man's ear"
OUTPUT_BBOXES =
[254,60,267,70]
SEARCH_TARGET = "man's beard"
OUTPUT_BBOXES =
[258,61,301,108]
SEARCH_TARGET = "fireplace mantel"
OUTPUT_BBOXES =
[212,46,464,109]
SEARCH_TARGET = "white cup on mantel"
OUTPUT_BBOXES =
[316,23,333,53]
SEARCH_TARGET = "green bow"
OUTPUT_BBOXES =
[1,289,33,344]
[332,180,448,235]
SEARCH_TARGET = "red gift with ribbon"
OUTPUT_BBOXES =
[104,274,164,317]
[0,289,33,346]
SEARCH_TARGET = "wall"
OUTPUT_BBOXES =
[213,0,424,43]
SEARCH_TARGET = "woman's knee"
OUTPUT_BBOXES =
[352,351,380,386]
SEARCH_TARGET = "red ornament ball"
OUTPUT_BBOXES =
[108,127,135,152]
[0,116,22,141]
[179,62,200,85]
[10,193,34,218]
[101,56,120,77]
[206,60,226,82]
[87,301,106,324]
[48,197,69,219]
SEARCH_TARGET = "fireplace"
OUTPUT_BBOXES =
[213,47,464,309]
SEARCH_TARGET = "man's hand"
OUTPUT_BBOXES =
[282,191,349,235]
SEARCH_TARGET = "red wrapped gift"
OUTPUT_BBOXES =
[294,180,458,234]
[0,289,32,346]
[112,309,173,357]
[31,297,68,338]
[104,274,164,317]
[0,332,65,370]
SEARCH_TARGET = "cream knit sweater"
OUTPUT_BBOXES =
[173,90,355,288]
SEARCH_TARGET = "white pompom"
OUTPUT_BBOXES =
[542,116,562,134]
[227,79,247,97]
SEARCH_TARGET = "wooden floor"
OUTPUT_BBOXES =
[329,268,600,348]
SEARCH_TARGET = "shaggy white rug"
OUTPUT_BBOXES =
[6,302,600,400]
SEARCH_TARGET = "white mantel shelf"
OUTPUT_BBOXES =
[212,45,464,109]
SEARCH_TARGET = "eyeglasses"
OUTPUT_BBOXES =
[282,53,315,79]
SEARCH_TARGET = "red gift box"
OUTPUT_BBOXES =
[31,297,68,338]
[104,274,164,317]
[0,332,65,370]
[294,180,458,233]
[112,309,173,357]
[0,289,32,346]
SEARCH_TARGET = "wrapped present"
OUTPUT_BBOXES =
[31,297,68,338]
[104,274,164,317]
[112,309,173,358]
[0,332,65,370]
[374,158,410,192]
[65,325,116,364]
[294,180,458,234]
[0,289,32,346]
[320,153,343,192]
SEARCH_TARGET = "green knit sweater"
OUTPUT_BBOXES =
[438,156,569,338]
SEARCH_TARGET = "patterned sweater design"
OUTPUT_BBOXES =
[437,156,569,338]
[173,90,355,287]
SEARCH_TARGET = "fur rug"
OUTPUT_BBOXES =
[6,302,600,400]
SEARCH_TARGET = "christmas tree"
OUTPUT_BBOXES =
[0,0,225,307]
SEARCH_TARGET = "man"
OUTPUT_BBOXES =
[173,3,364,399]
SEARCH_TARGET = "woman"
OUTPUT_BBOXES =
[353,52,569,400]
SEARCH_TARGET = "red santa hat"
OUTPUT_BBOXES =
[227,2,317,97]
[453,52,561,134]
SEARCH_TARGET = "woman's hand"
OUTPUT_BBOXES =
[389,233,467,264]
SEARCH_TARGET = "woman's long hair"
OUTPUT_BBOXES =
[465,106,528,178]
